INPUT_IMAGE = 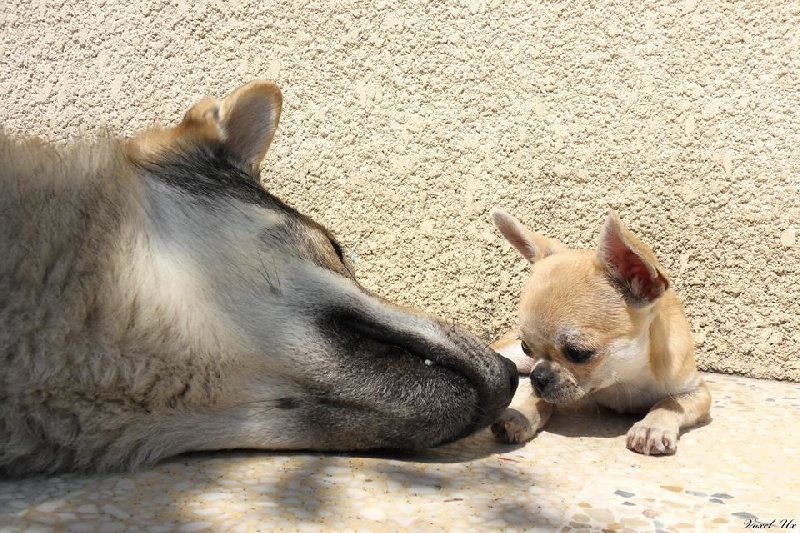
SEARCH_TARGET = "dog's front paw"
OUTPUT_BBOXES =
[491,408,536,444]
[626,421,678,455]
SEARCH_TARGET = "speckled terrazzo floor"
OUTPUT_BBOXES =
[1,373,797,532]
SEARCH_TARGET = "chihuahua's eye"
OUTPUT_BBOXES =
[564,345,594,364]
[520,340,532,356]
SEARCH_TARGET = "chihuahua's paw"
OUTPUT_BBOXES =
[626,422,678,455]
[491,408,536,444]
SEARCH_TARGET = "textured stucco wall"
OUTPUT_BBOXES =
[1,0,797,380]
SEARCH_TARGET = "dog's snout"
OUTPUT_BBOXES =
[502,357,520,395]
[532,365,551,396]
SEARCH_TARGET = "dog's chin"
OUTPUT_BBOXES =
[537,383,589,404]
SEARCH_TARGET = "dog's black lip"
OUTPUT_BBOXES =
[333,313,508,437]
[333,310,480,375]
[344,316,486,388]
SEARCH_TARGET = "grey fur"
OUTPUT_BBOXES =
[0,82,516,477]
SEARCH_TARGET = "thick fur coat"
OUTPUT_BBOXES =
[0,82,517,476]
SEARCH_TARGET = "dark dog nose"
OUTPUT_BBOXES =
[502,357,519,395]
[531,366,551,396]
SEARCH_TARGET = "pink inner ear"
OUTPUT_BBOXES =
[604,231,668,302]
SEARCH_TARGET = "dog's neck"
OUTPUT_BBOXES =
[647,291,697,384]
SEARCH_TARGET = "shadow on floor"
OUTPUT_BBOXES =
[0,445,559,529]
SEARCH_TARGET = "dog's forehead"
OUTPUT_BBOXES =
[523,254,602,308]
[521,253,630,346]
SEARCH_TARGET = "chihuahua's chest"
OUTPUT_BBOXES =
[590,373,669,414]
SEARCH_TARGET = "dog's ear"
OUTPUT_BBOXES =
[181,81,282,176]
[217,81,282,175]
[491,208,568,264]
[598,211,670,305]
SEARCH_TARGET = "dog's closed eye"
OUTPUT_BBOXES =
[328,237,345,264]
[564,344,594,364]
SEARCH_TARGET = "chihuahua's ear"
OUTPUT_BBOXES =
[491,208,568,264]
[598,211,670,305]
[182,81,282,177]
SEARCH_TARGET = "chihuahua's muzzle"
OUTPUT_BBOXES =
[530,361,584,404]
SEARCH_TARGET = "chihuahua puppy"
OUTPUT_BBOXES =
[489,208,710,455]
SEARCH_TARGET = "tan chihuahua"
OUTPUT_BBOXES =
[489,208,711,455]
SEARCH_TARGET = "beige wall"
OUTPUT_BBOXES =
[1,0,797,380]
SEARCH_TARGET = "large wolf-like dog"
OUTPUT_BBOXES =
[0,81,517,477]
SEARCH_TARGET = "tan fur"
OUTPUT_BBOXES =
[489,208,711,455]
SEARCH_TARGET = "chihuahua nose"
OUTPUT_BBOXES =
[531,366,551,396]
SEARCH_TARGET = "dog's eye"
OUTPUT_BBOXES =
[520,340,532,356]
[328,236,356,277]
[564,345,594,364]
[328,237,345,264]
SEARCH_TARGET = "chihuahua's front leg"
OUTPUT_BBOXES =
[491,382,554,444]
[490,335,547,443]
[626,379,711,455]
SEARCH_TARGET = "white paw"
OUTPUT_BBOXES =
[491,408,536,444]
[626,421,678,455]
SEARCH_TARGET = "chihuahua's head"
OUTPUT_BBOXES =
[492,208,671,404]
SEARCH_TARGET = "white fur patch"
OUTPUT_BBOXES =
[606,334,652,381]
[589,332,656,411]
[592,332,704,413]
[129,235,236,357]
